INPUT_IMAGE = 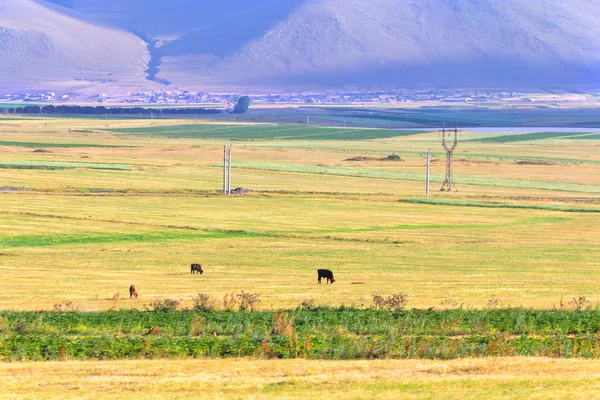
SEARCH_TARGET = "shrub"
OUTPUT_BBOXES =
[487,298,501,309]
[372,294,408,311]
[238,292,261,311]
[272,313,294,337]
[144,299,180,312]
[441,299,459,308]
[569,296,590,311]
[53,300,75,312]
[298,299,316,311]
[192,293,214,312]
[190,316,206,336]
[222,293,237,311]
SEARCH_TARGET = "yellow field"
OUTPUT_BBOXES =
[2,357,600,399]
[0,118,599,311]
[1,117,600,398]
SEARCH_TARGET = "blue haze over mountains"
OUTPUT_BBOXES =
[1,0,599,92]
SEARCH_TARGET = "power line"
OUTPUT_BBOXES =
[440,123,460,192]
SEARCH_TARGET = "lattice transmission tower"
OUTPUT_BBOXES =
[440,123,460,192]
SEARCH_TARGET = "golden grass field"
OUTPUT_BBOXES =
[2,357,600,399]
[1,116,600,397]
[0,118,599,311]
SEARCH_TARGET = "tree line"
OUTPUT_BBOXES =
[4,96,252,116]
[6,105,222,116]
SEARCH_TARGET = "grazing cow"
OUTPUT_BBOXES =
[129,285,138,299]
[191,263,204,275]
[317,269,335,284]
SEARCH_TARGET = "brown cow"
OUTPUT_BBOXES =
[129,284,138,299]
[191,263,203,275]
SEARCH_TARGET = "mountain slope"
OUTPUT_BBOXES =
[0,0,151,93]
[6,0,600,91]
[157,0,600,88]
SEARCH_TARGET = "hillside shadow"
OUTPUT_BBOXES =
[159,0,304,58]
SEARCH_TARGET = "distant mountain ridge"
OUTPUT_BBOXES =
[2,0,599,93]
[0,0,150,93]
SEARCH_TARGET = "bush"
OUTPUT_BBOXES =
[193,294,214,312]
[222,293,237,311]
[272,313,294,336]
[569,296,590,311]
[298,299,316,311]
[372,294,408,311]
[384,154,401,161]
[238,292,261,311]
[53,300,75,312]
[144,299,180,312]
[190,317,206,336]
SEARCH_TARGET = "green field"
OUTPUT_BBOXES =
[111,123,425,140]
[1,116,600,397]
[473,131,600,143]
[4,308,600,362]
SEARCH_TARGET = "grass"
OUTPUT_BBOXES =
[2,358,600,399]
[399,198,600,213]
[473,131,600,143]
[1,193,599,311]
[229,161,600,194]
[570,133,600,140]
[4,308,600,361]
[0,141,127,148]
[0,231,229,248]
[0,115,599,396]
[0,160,133,170]
[110,123,425,140]
[0,118,597,312]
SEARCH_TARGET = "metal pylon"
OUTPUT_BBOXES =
[440,123,459,192]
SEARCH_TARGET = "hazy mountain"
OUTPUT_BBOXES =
[5,0,600,93]
[0,0,151,93]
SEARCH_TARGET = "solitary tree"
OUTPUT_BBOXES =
[233,96,251,114]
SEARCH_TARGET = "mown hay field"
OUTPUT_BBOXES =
[1,116,600,397]
[0,117,599,311]
[2,358,600,399]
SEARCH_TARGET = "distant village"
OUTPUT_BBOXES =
[0,89,530,105]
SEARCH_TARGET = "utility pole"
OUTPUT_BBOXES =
[420,149,431,196]
[440,123,459,192]
[227,145,232,195]
[223,146,227,194]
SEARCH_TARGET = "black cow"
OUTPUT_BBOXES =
[191,263,204,275]
[129,284,138,299]
[317,269,335,284]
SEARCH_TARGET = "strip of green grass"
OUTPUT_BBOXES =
[473,131,599,143]
[568,134,600,140]
[0,231,234,248]
[5,309,600,336]
[0,160,133,170]
[399,198,600,213]
[111,124,423,141]
[2,309,600,360]
[0,141,127,148]
[250,143,600,165]
[228,162,600,194]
